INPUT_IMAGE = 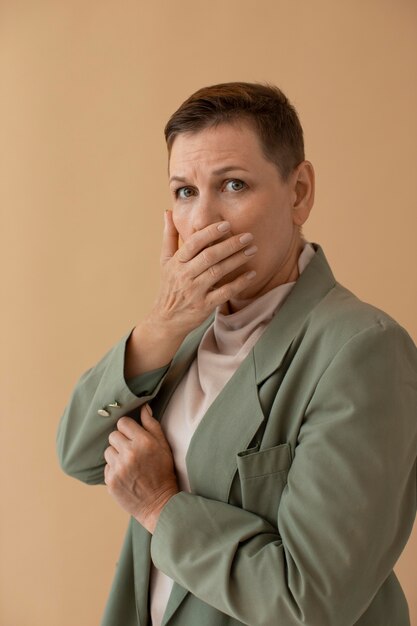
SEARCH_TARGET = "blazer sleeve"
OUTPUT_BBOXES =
[56,328,169,485]
[151,320,417,626]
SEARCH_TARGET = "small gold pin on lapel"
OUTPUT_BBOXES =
[98,408,110,417]
[108,401,121,408]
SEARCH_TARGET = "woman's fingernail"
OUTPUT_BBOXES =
[246,270,257,280]
[244,245,258,256]
[217,221,230,232]
[239,233,253,244]
[145,404,153,416]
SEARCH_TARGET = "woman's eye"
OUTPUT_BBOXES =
[176,187,195,199]
[224,179,246,192]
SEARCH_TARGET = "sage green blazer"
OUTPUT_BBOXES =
[57,244,417,626]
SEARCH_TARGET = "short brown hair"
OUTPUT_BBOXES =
[164,81,305,180]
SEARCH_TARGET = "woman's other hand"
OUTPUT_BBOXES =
[104,404,178,534]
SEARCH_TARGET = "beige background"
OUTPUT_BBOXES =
[1,1,416,625]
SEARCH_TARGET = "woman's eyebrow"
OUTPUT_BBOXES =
[169,165,249,185]
[211,165,249,176]
[169,175,188,185]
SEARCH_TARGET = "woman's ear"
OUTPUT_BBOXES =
[291,160,315,226]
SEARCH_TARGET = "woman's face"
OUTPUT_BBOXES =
[168,121,312,299]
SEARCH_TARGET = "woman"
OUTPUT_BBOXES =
[57,82,417,626]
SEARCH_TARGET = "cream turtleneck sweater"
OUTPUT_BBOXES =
[150,242,316,626]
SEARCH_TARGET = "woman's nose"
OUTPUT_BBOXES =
[191,196,223,233]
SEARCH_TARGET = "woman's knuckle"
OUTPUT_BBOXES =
[125,449,136,465]
[229,237,239,253]
[105,472,115,488]
[175,247,188,263]
[201,248,212,267]
[141,437,154,453]
[181,237,198,260]
[217,284,229,301]
[182,265,193,280]
[209,263,221,280]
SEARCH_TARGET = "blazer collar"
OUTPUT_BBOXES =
[253,243,336,384]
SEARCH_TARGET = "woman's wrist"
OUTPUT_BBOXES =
[124,317,187,379]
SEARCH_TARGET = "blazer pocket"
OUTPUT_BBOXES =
[236,443,292,527]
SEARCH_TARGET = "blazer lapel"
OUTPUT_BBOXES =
[161,584,189,626]
[186,350,264,500]
[254,244,336,385]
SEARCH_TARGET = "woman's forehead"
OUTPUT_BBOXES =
[168,122,267,176]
